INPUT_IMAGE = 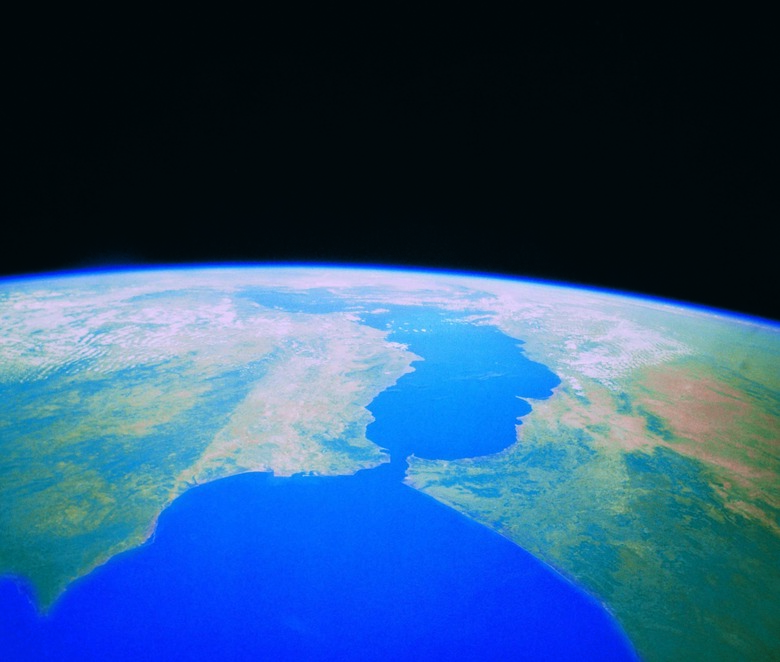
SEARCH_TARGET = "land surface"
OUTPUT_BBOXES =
[402,278,780,661]
[0,267,778,661]
[0,271,416,609]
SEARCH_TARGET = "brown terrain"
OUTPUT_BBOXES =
[635,363,779,531]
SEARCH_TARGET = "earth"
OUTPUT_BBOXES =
[0,266,777,661]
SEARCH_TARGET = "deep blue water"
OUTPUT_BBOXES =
[364,306,558,465]
[0,302,638,660]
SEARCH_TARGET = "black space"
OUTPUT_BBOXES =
[4,9,776,319]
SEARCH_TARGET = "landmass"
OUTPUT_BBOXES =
[0,274,416,610]
[402,278,780,661]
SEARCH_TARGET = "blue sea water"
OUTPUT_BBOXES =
[363,306,558,465]
[0,301,638,661]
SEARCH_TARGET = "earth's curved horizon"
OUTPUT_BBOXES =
[1,264,777,661]
[6,262,776,326]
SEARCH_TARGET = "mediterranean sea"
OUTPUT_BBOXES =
[0,300,638,660]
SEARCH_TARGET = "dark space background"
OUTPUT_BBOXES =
[4,9,776,319]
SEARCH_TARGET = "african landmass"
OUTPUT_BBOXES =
[1,267,778,661]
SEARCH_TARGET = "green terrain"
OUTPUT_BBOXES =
[405,280,780,661]
[0,275,415,609]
